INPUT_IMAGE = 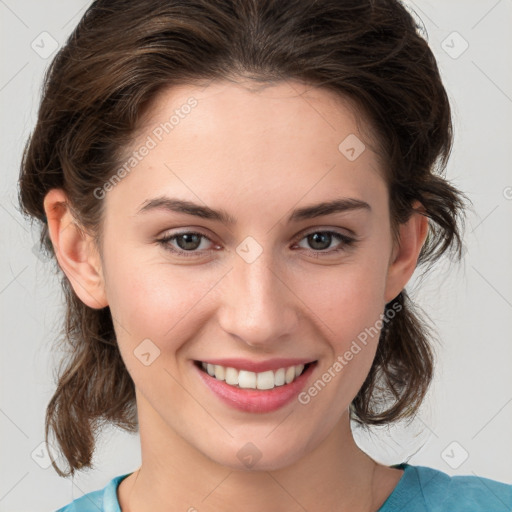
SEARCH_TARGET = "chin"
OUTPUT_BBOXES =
[201,436,310,473]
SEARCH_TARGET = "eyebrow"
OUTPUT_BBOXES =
[137,196,371,224]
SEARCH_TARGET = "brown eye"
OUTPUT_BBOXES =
[307,232,333,250]
[157,231,216,258]
[174,233,203,251]
[296,230,356,255]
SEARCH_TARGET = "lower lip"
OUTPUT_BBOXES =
[195,362,316,413]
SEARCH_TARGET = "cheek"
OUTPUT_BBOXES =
[103,252,221,350]
[293,250,389,401]
[299,259,389,347]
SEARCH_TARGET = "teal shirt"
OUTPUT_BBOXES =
[56,463,512,511]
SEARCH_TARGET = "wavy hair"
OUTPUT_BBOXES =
[18,0,467,476]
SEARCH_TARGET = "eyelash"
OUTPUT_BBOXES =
[156,229,356,258]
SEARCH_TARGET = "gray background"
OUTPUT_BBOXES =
[1,1,511,510]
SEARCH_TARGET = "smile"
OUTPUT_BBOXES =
[194,358,317,413]
[197,361,312,390]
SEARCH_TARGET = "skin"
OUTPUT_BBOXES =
[44,79,428,511]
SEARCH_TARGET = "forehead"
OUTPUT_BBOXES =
[108,79,386,221]
[138,78,375,149]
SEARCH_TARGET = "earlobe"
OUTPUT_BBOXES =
[384,201,429,304]
[43,189,108,309]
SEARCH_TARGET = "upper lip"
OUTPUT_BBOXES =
[195,358,316,372]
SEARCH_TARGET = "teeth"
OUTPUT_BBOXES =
[214,365,225,381]
[274,368,285,386]
[225,366,238,385]
[257,370,275,390]
[238,370,256,389]
[200,362,309,390]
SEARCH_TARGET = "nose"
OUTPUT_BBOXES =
[217,249,299,349]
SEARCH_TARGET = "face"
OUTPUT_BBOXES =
[88,80,409,470]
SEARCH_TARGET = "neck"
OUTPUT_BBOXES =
[119,396,382,512]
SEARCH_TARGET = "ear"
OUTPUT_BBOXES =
[384,201,429,304]
[43,189,108,309]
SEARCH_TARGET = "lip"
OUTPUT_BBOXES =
[197,358,315,372]
[194,360,317,413]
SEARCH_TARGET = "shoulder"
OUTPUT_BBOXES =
[55,473,132,512]
[380,463,512,512]
[414,464,512,510]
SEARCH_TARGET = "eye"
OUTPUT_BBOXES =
[157,231,217,258]
[157,229,356,259]
[294,230,356,255]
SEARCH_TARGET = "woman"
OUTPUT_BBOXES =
[18,0,512,510]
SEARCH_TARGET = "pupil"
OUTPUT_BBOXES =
[178,233,200,250]
[309,232,331,250]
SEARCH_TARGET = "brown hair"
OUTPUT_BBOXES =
[18,0,467,476]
